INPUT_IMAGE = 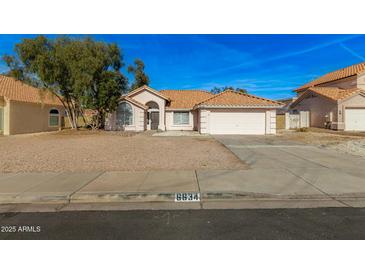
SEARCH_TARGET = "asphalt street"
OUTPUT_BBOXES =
[1,208,365,239]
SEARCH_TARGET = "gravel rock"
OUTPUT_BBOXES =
[0,131,247,173]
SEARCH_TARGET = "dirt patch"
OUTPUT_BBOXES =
[277,129,362,146]
[278,129,365,158]
[0,130,247,173]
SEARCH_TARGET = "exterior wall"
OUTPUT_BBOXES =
[266,109,276,134]
[0,96,4,134]
[198,108,276,134]
[165,110,194,131]
[7,100,64,135]
[357,72,365,90]
[199,109,210,134]
[318,75,357,89]
[338,94,365,130]
[193,110,199,131]
[105,102,145,131]
[292,93,338,128]
[3,98,10,135]
[129,89,166,131]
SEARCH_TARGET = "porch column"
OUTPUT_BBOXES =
[158,101,166,131]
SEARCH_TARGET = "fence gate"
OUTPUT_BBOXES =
[285,111,310,129]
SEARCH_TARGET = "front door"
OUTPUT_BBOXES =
[150,111,159,130]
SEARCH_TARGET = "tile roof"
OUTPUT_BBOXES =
[194,90,282,108]
[305,87,363,101]
[0,75,63,106]
[159,89,214,109]
[295,62,365,92]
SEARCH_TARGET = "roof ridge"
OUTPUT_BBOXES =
[197,89,280,106]
[229,89,281,104]
[195,89,231,105]
[295,61,365,91]
[160,89,212,94]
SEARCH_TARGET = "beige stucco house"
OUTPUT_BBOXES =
[0,75,65,135]
[291,62,365,131]
[106,85,282,135]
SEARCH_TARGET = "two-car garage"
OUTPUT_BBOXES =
[195,90,281,135]
[208,111,267,135]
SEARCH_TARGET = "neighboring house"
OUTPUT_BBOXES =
[291,62,365,131]
[106,85,282,135]
[277,97,297,115]
[0,75,64,135]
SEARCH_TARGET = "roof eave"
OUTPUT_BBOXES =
[338,91,365,104]
[166,108,193,111]
[194,104,282,109]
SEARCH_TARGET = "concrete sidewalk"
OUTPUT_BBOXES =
[1,167,365,211]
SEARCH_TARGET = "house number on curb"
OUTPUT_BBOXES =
[175,193,200,202]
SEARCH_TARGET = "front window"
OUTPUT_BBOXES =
[173,112,189,125]
[49,109,60,127]
[116,102,133,126]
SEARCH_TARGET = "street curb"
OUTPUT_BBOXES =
[2,191,365,205]
[70,192,177,203]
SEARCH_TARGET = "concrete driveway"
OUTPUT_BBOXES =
[209,135,365,206]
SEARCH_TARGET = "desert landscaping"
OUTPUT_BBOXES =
[277,128,365,157]
[0,130,247,173]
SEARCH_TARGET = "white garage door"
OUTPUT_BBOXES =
[209,111,266,135]
[345,108,365,131]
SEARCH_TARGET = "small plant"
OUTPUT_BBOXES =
[296,127,309,132]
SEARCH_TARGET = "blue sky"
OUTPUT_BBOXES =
[1,34,365,99]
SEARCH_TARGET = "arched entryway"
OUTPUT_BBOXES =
[146,101,159,130]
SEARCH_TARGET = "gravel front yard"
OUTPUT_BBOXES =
[278,129,365,158]
[0,130,247,173]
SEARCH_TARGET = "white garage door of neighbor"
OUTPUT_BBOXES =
[209,111,266,134]
[345,108,365,131]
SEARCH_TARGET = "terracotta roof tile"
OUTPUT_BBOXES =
[159,89,214,109]
[0,75,63,106]
[194,90,282,108]
[306,87,363,101]
[296,62,365,91]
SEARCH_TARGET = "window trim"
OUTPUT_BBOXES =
[49,108,60,127]
[116,102,134,126]
[173,111,190,125]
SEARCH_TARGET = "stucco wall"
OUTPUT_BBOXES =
[7,100,64,135]
[105,102,145,131]
[357,72,365,90]
[165,110,194,131]
[0,107,3,134]
[292,93,338,128]
[199,109,209,134]
[130,89,166,130]
[266,110,277,134]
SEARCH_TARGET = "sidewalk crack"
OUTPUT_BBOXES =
[68,171,106,203]
[194,170,203,209]
[284,168,352,208]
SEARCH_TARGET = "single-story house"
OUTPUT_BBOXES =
[0,75,65,135]
[105,85,282,135]
[291,62,365,131]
